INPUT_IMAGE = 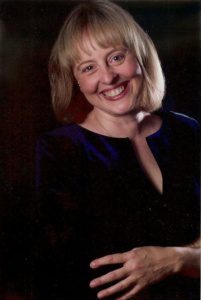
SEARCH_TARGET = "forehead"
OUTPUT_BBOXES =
[72,29,125,65]
[77,31,100,56]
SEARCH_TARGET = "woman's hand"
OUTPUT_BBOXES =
[89,246,191,300]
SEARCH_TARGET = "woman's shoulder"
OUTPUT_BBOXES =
[160,110,200,135]
[156,111,200,150]
[36,124,84,156]
[37,123,85,144]
[166,111,199,128]
[39,123,83,139]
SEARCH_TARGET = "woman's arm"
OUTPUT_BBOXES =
[89,241,200,300]
[179,237,201,277]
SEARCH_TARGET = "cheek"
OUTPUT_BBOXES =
[135,62,143,76]
[131,63,142,78]
[124,58,142,78]
[80,77,98,95]
[129,63,143,94]
[73,69,98,95]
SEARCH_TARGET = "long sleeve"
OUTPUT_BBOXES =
[33,116,200,300]
[34,133,91,300]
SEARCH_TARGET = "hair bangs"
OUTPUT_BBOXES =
[50,1,165,122]
[65,11,129,66]
[87,18,127,50]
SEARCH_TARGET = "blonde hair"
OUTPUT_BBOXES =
[49,0,165,122]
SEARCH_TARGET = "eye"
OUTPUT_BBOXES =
[110,52,125,64]
[113,54,124,61]
[81,65,94,73]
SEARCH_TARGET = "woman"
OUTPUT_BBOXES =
[35,1,200,299]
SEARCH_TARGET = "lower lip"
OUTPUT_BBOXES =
[102,82,130,101]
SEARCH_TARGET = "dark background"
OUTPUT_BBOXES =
[0,1,200,299]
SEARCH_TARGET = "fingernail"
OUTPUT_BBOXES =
[97,291,104,298]
[90,261,96,268]
[89,280,95,288]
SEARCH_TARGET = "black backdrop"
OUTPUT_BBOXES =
[0,1,200,298]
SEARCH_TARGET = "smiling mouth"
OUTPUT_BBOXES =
[101,81,129,99]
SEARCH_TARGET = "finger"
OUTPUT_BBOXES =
[90,252,130,268]
[90,267,127,288]
[96,276,133,299]
[116,284,142,300]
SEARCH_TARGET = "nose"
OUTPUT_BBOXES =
[99,65,118,84]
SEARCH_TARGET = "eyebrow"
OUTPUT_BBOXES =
[76,60,94,71]
[75,47,127,71]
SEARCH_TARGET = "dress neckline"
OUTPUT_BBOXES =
[75,112,165,141]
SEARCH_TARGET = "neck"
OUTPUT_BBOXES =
[81,109,150,139]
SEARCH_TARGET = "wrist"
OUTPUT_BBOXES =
[165,247,185,275]
[173,246,200,277]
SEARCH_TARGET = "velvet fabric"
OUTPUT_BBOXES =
[34,111,200,299]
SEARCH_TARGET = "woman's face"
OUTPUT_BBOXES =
[73,35,143,118]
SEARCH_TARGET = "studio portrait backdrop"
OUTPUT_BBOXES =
[0,0,200,299]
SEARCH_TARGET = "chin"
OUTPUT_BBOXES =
[109,102,137,116]
[107,107,136,117]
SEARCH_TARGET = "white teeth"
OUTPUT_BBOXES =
[103,86,125,97]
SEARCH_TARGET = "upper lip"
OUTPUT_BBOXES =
[100,81,129,94]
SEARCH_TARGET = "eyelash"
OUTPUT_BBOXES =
[80,51,126,74]
[110,53,125,63]
[81,65,95,73]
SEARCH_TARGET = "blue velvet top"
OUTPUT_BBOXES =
[35,111,200,300]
